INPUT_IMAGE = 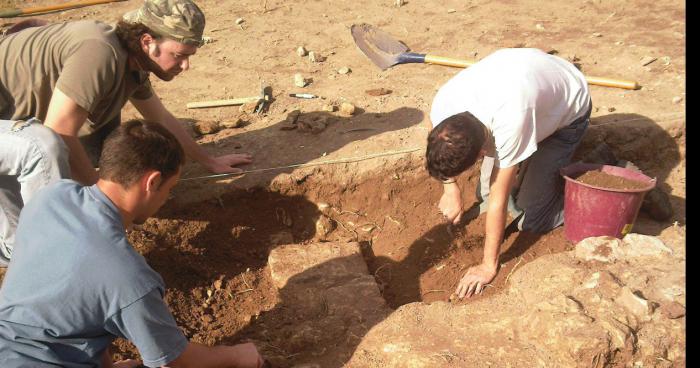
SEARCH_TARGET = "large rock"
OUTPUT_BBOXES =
[347,245,685,367]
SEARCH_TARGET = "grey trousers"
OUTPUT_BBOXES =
[0,119,70,261]
[477,109,591,233]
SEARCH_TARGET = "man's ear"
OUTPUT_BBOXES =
[144,171,162,193]
[140,33,156,55]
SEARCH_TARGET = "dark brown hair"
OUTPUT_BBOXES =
[114,20,163,56]
[98,119,185,187]
[425,112,486,181]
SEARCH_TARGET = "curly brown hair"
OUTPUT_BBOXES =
[114,20,163,56]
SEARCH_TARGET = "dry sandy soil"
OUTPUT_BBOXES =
[0,0,685,367]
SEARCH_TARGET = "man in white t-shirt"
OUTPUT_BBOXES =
[426,48,592,299]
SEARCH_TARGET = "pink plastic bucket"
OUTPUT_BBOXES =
[560,163,656,243]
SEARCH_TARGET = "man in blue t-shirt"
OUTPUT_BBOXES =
[0,120,265,367]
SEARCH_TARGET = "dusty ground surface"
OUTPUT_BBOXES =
[0,0,685,367]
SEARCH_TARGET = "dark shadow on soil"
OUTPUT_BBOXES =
[174,106,424,202]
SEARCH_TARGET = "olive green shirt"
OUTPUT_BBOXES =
[0,20,153,136]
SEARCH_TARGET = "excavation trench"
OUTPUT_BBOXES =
[112,157,573,365]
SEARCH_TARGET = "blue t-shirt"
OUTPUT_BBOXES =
[0,180,188,368]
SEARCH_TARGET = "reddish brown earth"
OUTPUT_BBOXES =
[576,170,651,190]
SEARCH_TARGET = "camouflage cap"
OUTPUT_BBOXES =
[123,0,205,47]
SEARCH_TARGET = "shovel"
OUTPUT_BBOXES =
[351,23,639,90]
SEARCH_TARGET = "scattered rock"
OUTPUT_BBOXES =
[576,236,624,263]
[192,120,221,135]
[591,32,603,37]
[201,36,214,44]
[339,102,356,116]
[365,88,392,96]
[315,215,336,238]
[672,96,683,104]
[308,51,326,62]
[615,286,652,318]
[235,18,245,25]
[640,56,657,66]
[337,66,351,74]
[659,301,685,319]
[607,106,616,112]
[535,23,545,31]
[201,314,214,324]
[395,0,404,7]
[447,8,456,13]
[297,116,331,134]
[661,56,671,65]
[220,116,249,129]
[294,73,308,87]
[296,46,308,57]
[321,104,336,112]
[213,279,223,291]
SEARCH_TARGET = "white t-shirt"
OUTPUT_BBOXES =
[430,48,591,168]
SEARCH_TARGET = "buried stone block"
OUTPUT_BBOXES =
[575,234,672,263]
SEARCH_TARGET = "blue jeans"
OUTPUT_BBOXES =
[0,118,70,264]
[477,106,591,233]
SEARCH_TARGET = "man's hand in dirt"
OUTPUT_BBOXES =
[111,359,141,368]
[204,153,253,174]
[230,342,266,368]
[455,263,498,299]
[439,182,463,224]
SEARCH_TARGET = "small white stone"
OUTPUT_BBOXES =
[447,8,456,13]
[337,66,351,74]
[235,18,245,25]
[308,51,325,63]
[535,23,545,31]
[340,102,356,115]
[672,96,683,104]
[294,73,308,88]
[591,32,603,37]
[296,46,308,57]
[395,0,405,7]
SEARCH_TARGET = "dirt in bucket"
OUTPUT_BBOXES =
[575,170,650,190]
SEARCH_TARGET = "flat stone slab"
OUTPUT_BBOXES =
[269,241,369,288]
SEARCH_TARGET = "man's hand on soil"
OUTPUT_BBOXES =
[230,342,265,368]
[205,153,253,174]
[438,183,463,224]
[112,359,141,368]
[456,263,498,299]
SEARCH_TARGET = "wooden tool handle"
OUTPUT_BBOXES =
[424,54,639,90]
[425,54,476,68]
[0,0,126,18]
[186,97,259,109]
[584,76,639,90]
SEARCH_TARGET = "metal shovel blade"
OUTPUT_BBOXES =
[351,23,411,70]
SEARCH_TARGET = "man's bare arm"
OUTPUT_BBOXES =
[455,164,517,298]
[131,95,252,174]
[43,88,96,185]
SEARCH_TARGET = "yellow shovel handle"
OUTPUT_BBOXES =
[424,54,639,90]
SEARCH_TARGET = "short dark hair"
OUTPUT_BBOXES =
[425,112,486,181]
[114,20,163,56]
[98,120,185,187]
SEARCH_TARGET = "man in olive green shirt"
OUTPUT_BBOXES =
[0,0,252,265]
